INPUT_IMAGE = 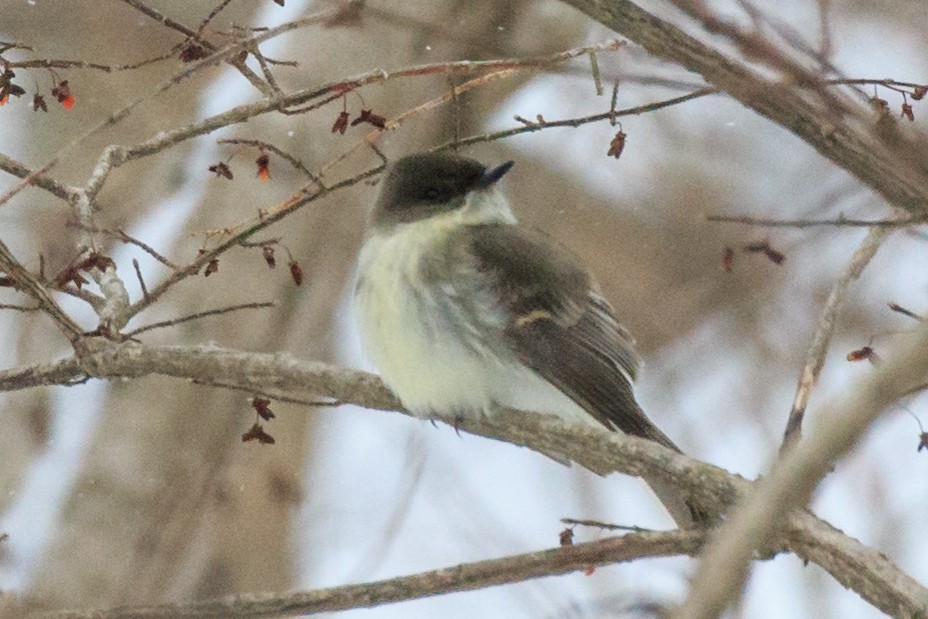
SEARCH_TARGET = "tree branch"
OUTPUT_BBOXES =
[781,226,892,449]
[39,530,705,618]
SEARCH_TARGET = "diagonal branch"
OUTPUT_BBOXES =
[0,239,84,343]
[781,226,892,448]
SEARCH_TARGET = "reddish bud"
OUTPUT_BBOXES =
[743,240,785,265]
[52,80,75,109]
[607,130,627,159]
[262,245,276,268]
[0,69,25,105]
[76,252,115,273]
[584,566,597,576]
[722,247,734,272]
[252,397,276,420]
[53,267,88,290]
[208,162,233,180]
[913,86,927,101]
[204,258,219,277]
[559,528,574,547]
[0,275,17,288]
[919,433,928,452]
[331,111,350,134]
[847,345,880,365]
[350,108,387,129]
[902,102,915,122]
[289,260,303,286]
[242,422,276,444]
[256,153,271,182]
[179,43,210,63]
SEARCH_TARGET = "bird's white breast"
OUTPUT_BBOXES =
[354,220,498,417]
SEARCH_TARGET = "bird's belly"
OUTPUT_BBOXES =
[355,283,498,416]
[354,230,598,427]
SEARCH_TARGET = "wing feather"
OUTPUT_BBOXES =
[455,224,680,450]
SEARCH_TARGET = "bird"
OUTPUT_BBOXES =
[353,151,710,528]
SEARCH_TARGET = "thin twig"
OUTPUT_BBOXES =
[561,518,652,533]
[0,160,60,209]
[125,301,276,337]
[708,214,924,229]
[67,224,181,270]
[132,259,149,302]
[123,165,383,321]
[218,138,324,188]
[192,378,342,408]
[0,6,340,209]
[781,227,892,450]
[195,0,235,36]
[436,88,715,151]
[0,303,40,312]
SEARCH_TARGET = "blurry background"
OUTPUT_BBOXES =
[1,0,927,617]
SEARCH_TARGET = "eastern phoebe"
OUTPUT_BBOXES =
[354,152,709,528]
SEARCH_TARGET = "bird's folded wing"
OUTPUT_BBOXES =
[452,224,680,451]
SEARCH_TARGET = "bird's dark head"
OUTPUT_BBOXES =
[371,152,514,229]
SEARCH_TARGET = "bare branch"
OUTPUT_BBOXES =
[125,301,276,337]
[437,89,715,151]
[781,227,891,449]
[0,159,63,209]
[707,214,922,228]
[40,530,705,618]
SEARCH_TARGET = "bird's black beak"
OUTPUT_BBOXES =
[474,160,514,189]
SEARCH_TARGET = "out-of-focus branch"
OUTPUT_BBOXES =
[559,0,928,216]
[0,153,78,203]
[673,321,928,619]
[38,530,706,619]
[1,343,927,617]
[781,226,892,449]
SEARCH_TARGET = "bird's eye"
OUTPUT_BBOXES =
[423,187,441,201]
